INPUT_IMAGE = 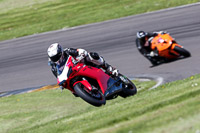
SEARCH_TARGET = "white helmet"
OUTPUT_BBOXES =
[47,43,63,62]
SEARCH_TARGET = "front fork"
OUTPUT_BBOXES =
[170,43,182,56]
[73,77,93,91]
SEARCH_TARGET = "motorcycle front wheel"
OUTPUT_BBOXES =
[118,74,137,98]
[173,46,191,57]
[74,83,106,107]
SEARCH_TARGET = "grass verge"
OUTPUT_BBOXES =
[0,0,199,41]
[0,75,200,133]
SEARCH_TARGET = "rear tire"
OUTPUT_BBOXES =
[174,46,191,57]
[74,83,106,107]
[119,74,137,98]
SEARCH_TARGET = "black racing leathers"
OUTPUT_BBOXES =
[136,32,160,65]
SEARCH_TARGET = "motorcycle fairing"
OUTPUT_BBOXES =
[57,55,121,96]
[151,34,183,59]
[104,78,123,98]
[57,56,73,84]
[151,35,172,51]
[74,64,110,94]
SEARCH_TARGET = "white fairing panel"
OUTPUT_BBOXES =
[57,58,69,82]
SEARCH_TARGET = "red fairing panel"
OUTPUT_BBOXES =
[77,65,110,94]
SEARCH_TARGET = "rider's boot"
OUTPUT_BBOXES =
[102,62,130,86]
[102,62,119,77]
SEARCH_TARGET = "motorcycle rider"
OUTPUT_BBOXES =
[47,43,119,79]
[136,30,166,65]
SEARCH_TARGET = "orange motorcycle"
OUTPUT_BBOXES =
[136,32,191,66]
[151,33,191,60]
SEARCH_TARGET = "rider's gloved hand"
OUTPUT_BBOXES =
[107,66,119,77]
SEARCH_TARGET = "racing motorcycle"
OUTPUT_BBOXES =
[57,55,137,107]
[136,32,191,65]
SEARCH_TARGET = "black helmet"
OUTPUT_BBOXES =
[47,43,63,62]
[137,31,147,39]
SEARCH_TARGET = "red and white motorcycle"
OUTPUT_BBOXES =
[57,55,137,107]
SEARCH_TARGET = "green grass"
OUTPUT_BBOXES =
[134,79,157,92]
[0,0,199,41]
[0,76,200,133]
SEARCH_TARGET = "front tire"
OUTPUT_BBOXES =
[174,46,191,57]
[119,74,137,98]
[74,83,106,107]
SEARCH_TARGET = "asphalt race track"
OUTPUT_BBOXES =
[0,3,200,93]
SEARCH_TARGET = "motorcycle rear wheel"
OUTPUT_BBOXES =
[173,46,191,57]
[119,74,137,98]
[74,83,106,107]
